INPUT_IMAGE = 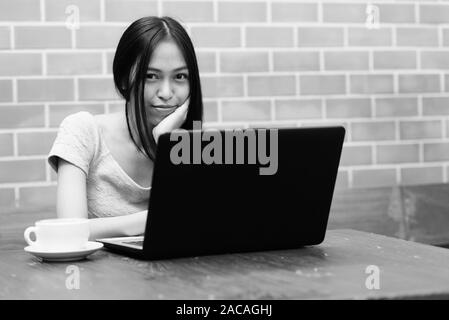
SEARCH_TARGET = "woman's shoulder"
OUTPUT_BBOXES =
[57,111,102,147]
[91,112,125,139]
[63,110,95,122]
[61,111,122,136]
[92,112,119,128]
[58,111,128,152]
[60,111,97,131]
[49,111,102,174]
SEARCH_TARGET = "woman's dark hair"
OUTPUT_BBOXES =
[113,16,203,161]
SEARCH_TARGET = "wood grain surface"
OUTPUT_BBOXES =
[1,229,449,299]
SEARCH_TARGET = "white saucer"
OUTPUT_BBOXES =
[24,241,104,262]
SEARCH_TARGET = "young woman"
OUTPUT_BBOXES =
[48,16,203,240]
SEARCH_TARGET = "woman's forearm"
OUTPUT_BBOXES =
[88,210,148,240]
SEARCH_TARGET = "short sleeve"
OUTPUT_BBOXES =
[48,111,98,175]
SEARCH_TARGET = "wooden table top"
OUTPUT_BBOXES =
[2,229,449,300]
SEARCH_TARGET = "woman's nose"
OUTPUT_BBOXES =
[157,79,173,100]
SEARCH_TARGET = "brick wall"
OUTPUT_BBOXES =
[1,0,449,212]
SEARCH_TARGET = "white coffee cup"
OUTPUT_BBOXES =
[24,218,90,251]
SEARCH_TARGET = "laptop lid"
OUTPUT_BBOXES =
[140,126,345,260]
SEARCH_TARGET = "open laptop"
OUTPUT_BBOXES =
[97,126,345,260]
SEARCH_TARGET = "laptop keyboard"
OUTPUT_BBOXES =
[123,240,144,247]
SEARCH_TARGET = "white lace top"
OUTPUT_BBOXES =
[48,111,151,218]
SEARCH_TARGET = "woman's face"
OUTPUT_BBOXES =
[144,39,190,127]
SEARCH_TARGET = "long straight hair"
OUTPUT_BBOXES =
[113,16,203,161]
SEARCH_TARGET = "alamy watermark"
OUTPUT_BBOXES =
[169,121,278,176]
[65,265,80,290]
[366,4,380,30]
[65,5,80,30]
[365,265,380,290]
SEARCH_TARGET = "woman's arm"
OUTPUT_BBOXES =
[88,210,147,240]
[56,158,88,219]
[57,159,147,240]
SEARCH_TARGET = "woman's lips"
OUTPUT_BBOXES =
[154,104,175,108]
[153,104,177,109]
[152,104,178,115]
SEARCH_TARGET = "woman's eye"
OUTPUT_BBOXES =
[176,73,189,80]
[146,73,188,81]
[146,73,158,80]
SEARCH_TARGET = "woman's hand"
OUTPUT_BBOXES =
[152,97,190,144]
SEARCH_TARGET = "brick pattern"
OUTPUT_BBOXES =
[2,0,449,211]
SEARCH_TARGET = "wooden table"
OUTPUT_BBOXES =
[328,184,449,247]
[2,227,449,299]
